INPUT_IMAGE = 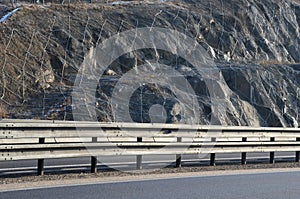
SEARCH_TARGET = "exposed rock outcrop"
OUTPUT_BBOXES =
[0,0,299,127]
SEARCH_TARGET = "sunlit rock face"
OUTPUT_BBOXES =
[0,0,299,127]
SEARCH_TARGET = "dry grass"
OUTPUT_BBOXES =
[0,106,8,118]
[258,59,294,66]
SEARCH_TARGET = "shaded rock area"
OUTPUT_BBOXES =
[0,0,299,127]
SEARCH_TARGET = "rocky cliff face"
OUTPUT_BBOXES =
[0,0,299,127]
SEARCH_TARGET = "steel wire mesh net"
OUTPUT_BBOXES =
[0,0,299,127]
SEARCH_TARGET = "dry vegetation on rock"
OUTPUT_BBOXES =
[0,0,299,127]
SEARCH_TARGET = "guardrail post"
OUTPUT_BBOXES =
[37,138,45,176]
[175,137,182,168]
[91,137,98,173]
[241,137,247,165]
[270,137,275,164]
[136,137,143,170]
[210,137,216,166]
[296,138,300,162]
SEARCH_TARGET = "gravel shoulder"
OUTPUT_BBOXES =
[1,162,300,192]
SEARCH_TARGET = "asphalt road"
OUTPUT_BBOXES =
[1,171,300,199]
[0,152,296,175]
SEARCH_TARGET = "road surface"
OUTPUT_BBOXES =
[0,152,296,176]
[1,171,300,199]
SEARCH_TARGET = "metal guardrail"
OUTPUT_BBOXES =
[1,119,300,175]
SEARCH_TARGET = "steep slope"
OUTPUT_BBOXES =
[0,0,299,127]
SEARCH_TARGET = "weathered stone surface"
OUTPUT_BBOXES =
[0,1,299,127]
